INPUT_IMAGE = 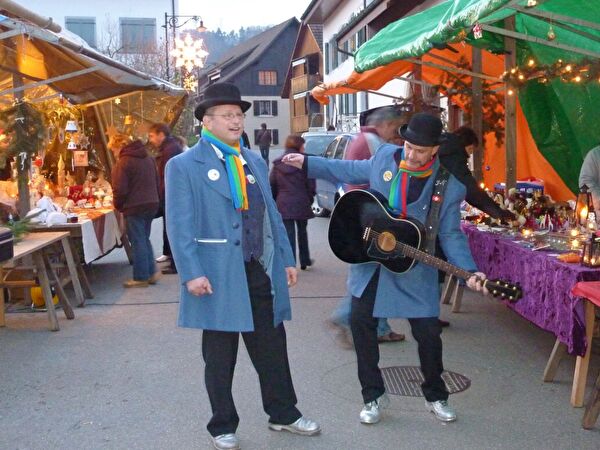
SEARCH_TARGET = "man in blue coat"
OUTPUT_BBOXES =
[166,82,320,450]
[283,113,488,425]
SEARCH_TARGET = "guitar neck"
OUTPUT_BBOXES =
[395,239,474,281]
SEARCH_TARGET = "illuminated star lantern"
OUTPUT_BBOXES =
[173,33,209,72]
[183,74,198,92]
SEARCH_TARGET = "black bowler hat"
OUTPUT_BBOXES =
[399,113,443,146]
[194,82,252,120]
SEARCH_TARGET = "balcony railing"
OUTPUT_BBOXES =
[291,74,321,95]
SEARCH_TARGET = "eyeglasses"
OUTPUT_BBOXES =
[205,113,246,121]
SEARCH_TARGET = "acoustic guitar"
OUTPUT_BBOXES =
[328,189,522,302]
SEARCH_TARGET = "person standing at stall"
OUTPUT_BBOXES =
[270,135,316,270]
[148,123,182,274]
[109,133,160,288]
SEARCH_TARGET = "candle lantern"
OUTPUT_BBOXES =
[581,235,600,267]
[575,185,594,227]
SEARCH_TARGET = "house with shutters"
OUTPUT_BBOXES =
[197,18,300,148]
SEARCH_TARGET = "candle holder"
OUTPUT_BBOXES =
[581,234,600,267]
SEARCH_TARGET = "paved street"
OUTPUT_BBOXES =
[1,213,599,449]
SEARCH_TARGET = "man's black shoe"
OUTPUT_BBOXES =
[161,267,178,275]
[438,319,450,327]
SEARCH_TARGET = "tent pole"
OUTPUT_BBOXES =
[11,74,30,217]
[504,16,517,195]
[471,47,484,184]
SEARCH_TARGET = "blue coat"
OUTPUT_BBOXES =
[165,139,296,332]
[308,143,478,318]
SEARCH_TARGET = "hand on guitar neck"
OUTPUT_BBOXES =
[466,272,489,295]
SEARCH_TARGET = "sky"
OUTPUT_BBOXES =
[179,0,312,32]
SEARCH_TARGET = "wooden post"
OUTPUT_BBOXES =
[12,74,30,217]
[504,16,517,194]
[471,47,484,183]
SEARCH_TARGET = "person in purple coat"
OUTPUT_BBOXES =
[270,135,316,270]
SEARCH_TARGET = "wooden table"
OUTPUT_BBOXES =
[31,208,130,265]
[0,232,85,331]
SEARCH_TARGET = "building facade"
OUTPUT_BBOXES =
[282,24,325,134]
[19,1,178,52]
[302,0,443,130]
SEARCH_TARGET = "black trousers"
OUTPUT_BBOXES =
[283,219,311,267]
[202,259,301,436]
[259,146,270,165]
[350,271,448,403]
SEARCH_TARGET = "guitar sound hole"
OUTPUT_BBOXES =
[377,231,397,252]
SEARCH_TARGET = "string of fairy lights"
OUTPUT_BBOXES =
[501,58,600,95]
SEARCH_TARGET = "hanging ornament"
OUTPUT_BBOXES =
[526,0,537,7]
[547,25,556,41]
[472,23,483,39]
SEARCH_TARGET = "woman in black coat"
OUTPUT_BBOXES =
[270,135,316,270]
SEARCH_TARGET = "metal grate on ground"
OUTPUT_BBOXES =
[381,366,471,397]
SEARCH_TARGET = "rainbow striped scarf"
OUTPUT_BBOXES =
[202,130,249,211]
[388,155,436,217]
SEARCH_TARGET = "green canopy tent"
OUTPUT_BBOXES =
[354,0,600,197]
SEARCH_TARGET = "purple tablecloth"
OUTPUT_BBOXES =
[462,224,600,356]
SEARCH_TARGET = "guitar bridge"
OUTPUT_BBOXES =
[363,227,371,242]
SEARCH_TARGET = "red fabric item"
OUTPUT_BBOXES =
[571,282,600,307]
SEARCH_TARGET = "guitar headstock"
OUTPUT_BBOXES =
[484,279,522,303]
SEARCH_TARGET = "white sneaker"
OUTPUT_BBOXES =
[426,400,457,422]
[155,254,170,263]
[359,393,390,424]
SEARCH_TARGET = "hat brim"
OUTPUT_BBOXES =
[399,124,442,147]
[194,98,252,121]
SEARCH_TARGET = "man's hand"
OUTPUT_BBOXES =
[286,267,297,288]
[466,271,489,295]
[186,276,213,296]
[282,153,304,169]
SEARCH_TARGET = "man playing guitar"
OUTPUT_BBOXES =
[283,113,488,425]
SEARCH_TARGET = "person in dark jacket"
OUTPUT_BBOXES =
[257,123,272,165]
[270,135,316,270]
[438,127,515,221]
[149,123,183,274]
[110,133,160,288]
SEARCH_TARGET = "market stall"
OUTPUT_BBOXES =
[0,6,187,261]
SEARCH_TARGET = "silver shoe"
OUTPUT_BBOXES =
[211,433,240,450]
[360,393,390,424]
[268,416,321,435]
[426,400,457,422]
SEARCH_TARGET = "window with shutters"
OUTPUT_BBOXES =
[65,17,96,48]
[258,70,277,85]
[253,100,278,116]
[120,17,156,53]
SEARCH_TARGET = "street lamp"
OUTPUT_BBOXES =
[163,13,208,81]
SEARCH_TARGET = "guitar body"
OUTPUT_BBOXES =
[328,189,426,273]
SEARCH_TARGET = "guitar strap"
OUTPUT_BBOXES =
[424,165,450,254]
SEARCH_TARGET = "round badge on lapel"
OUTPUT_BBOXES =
[383,170,393,182]
[246,174,256,184]
[208,169,220,181]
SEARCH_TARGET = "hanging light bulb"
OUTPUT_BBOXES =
[547,25,556,41]
[507,88,515,96]
[526,0,538,7]
[528,59,535,67]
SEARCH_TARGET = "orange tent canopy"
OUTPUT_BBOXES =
[311,45,574,201]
